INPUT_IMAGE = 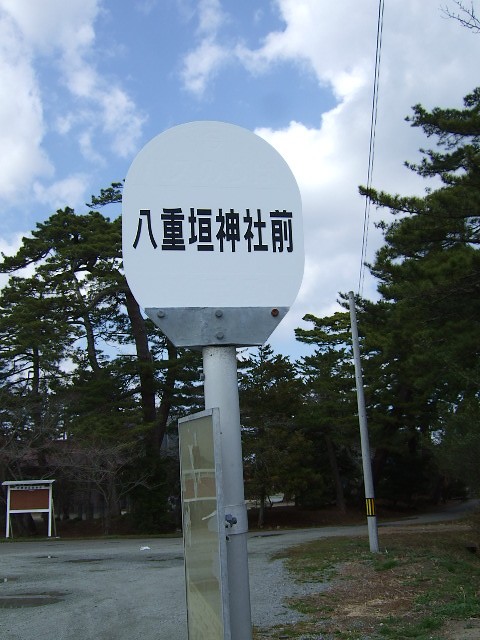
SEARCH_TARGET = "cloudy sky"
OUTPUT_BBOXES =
[0,0,478,357]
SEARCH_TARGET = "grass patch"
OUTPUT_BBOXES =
[254,513,480,640]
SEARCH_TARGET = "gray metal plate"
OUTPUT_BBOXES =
[144,306,289,348]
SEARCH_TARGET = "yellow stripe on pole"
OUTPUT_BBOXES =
[365,498,376,517]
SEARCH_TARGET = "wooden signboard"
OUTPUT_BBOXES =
[2,480,55,538]
[10,488,50,510]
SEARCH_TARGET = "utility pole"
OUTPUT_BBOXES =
[348,291,379,553]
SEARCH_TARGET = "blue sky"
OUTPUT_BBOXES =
[0,0,479,357]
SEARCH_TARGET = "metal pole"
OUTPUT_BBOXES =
[5,487,10,538]
[48,486,53,538]
[348,291,379,553]
[202,346,253,640]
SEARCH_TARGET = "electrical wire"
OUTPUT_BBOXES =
[358,0,385,296]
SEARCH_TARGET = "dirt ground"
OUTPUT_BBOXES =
[325,523,477,639]
[280,520,480,640]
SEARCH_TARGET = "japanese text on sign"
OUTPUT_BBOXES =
[132,208,294,253]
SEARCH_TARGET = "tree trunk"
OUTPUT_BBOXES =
[124,289,157,429]
[102,479,120,535]
[30,346,49,473]
[155,340,178,451]
[31,346,43,430]
[70,270,102,373]
[257,492,266,528]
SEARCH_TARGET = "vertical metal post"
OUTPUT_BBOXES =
[5,486,11,538]
[48,485,53,538]
[348,291,379,553]
[202,346,253,640]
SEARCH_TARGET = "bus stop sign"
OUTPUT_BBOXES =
[122,121,304,347]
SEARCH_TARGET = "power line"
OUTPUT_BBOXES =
[358,0,385,296]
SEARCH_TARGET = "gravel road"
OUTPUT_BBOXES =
[0,501,476,640]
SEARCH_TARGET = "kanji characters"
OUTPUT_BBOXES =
[161,208,185,251]
[216,209,240,252]
[243,209,268,252]
[270,210,293,253]
[132,209,157,249]
[189,208,214,251]
[132,207,295,253]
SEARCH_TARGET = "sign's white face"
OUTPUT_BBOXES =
[122,121,304,309]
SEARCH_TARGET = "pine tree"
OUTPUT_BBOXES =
[360,88,480,496]
[239,345,311,526]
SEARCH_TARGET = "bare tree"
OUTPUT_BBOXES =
[442,1,480,32]
[54,441,150,534]
[0,421,57,536]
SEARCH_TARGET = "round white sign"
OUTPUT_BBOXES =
[122,121,303,311]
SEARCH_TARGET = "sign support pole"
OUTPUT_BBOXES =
[348,291,379,553]
[203,345,253,640]
[5,487,11,538]
[48,483,53,538]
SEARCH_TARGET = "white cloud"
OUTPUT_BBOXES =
[181,39,229,96]
[237,0,375,99]
[0,232,34,288]
[64,64,98,98]
[255,115,344,192]
[33,174,90,210]
[55,114,75,136]
[0,233,25,259]
[78,130,105,166]
[100,88,146,158]
[197,0,225,35]
[0,11,53,199]
[0,0,98,54]
[180,0,230,96]
[235,0,480,353]
[135,0,159,15]
[0,0,145,206]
